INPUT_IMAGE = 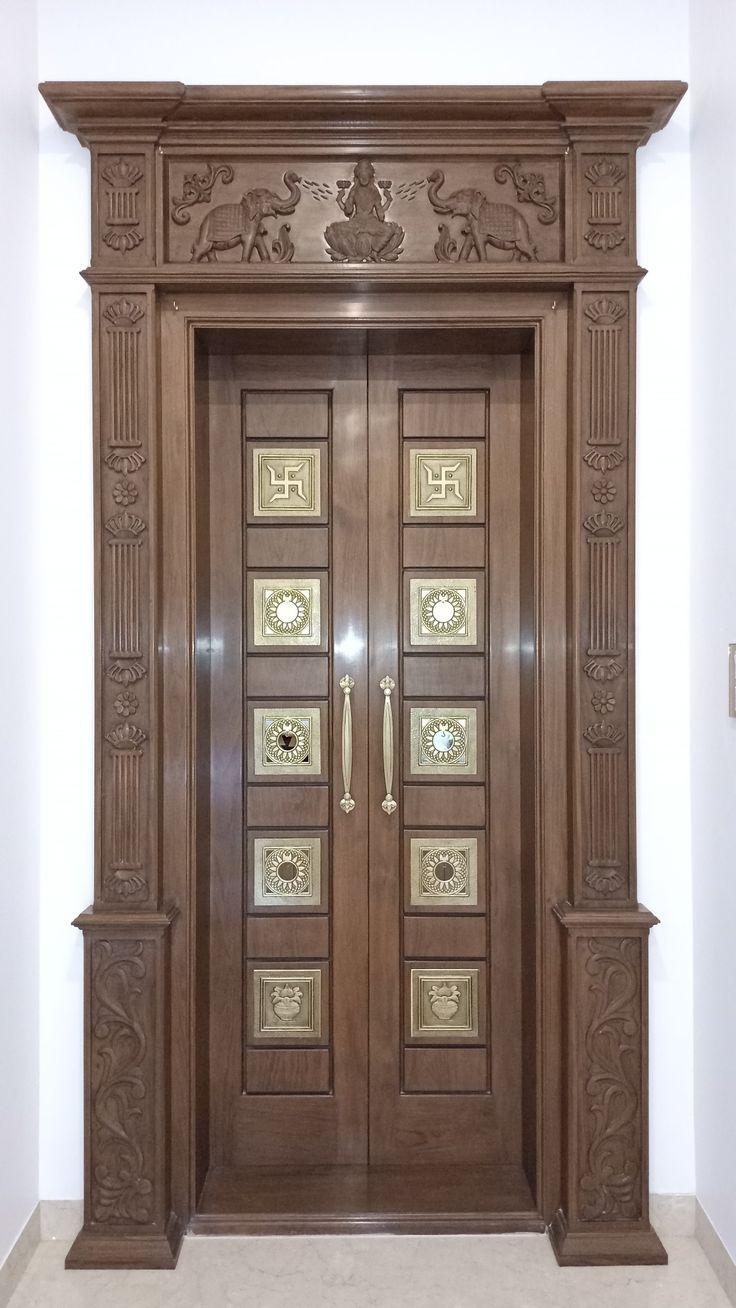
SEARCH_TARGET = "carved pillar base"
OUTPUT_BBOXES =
[66,1212,184,1271]
[550,902,666,1266]
[67,906,182,1271]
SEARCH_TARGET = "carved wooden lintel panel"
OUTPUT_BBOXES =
[41,81,684,276]
[39,80,686,1271]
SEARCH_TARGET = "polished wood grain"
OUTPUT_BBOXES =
[41,79,685,1269]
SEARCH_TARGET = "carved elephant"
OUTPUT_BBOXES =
[426,169,537,262]
[190,171,302,263]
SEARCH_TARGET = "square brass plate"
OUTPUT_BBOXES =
[409,837,479,907]
[252,706,322,776]
[252,577,322,647]
[409,706,478,776]
[252,967,323,1039]
[409,967,480,1039]
[408,576,478,646]
[253,837,322,908]
[251,446,322,518]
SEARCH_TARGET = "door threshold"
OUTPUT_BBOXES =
[191,1164,543,1235]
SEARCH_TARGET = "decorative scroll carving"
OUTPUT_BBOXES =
[90,940,154,1223]
[427,170,538,262]
[101,158,144,254]
[584,159,626,252]
[578,937,642,1220]
[584,723,625,894]
[324,160,404,262]
[494,161,558,223]
[171,162,234,223]
[190,171,302,262]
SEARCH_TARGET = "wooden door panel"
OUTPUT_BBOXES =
[403,525,486,568]
[246,656,330,699]
[208,346,368,1163]
[368,344,523,1166]
[245,526,330,569]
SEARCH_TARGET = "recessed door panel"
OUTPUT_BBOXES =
[206,333,525,1174]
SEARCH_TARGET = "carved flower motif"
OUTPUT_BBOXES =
[591,691,616,715]
[591,479,617,505]
[112,480,139,506]
[114,691,139,717]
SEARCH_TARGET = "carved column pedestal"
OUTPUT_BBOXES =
[67,908,182,1269]
[550,903,666,1265]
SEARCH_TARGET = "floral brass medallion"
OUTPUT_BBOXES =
[253,707,322,775]
[252,577,321,646]
[254,837,321,907]
[409,577,477,646]
[252,447,321,517]
[409,448,477,517]
[410,968,479,1038]
[410,707,477,775]
[410,838,478,907]
[253,968,322,1038]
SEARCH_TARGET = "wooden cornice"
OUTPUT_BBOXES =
[40,80,686,146]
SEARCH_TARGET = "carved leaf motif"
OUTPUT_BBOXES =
[494,161,558,223]
[579,937,642,1221]
[171,163,234,224]
[584,449,625,473]
[91,940,154,1224]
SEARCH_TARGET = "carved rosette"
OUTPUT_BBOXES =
[578,294,631,901]
[99,294,154,906]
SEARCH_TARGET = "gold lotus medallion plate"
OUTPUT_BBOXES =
[253,968,322,1038]
[410,448,477,517]
[409,577,477,646]
[252,577,321,647]
[409,706,477,775]
[252,707,321,775]
[410,838,478,907]
[410,967,479,1037]
[253,837,321,907]
[252,447,321,517]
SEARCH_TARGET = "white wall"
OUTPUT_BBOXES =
[0,0,40,1267]
[36,0,694,1199]
[690,0,736,1264]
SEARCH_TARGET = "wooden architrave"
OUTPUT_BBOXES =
[40,80,686,1270]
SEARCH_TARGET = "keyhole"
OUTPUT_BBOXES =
[434,862,455,881]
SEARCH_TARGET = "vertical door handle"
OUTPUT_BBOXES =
[339,675,356,813]
[380,676,397,815]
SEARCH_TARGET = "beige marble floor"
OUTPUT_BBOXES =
[7,1233,732,1308]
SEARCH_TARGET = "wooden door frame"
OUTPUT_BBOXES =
[39,80,686,1270]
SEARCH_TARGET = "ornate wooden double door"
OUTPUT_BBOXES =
[206,329,529,1181]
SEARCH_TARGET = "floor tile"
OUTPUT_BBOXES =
[6,1233,732,1308]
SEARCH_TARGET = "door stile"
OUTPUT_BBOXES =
[366,341,403,1163]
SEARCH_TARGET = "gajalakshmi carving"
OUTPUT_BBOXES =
[324,160,404,262]
[427,169,538,262]
[190,171,302,262]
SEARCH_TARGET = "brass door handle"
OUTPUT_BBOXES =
[339,675,355,813]
[380,676,397,815]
